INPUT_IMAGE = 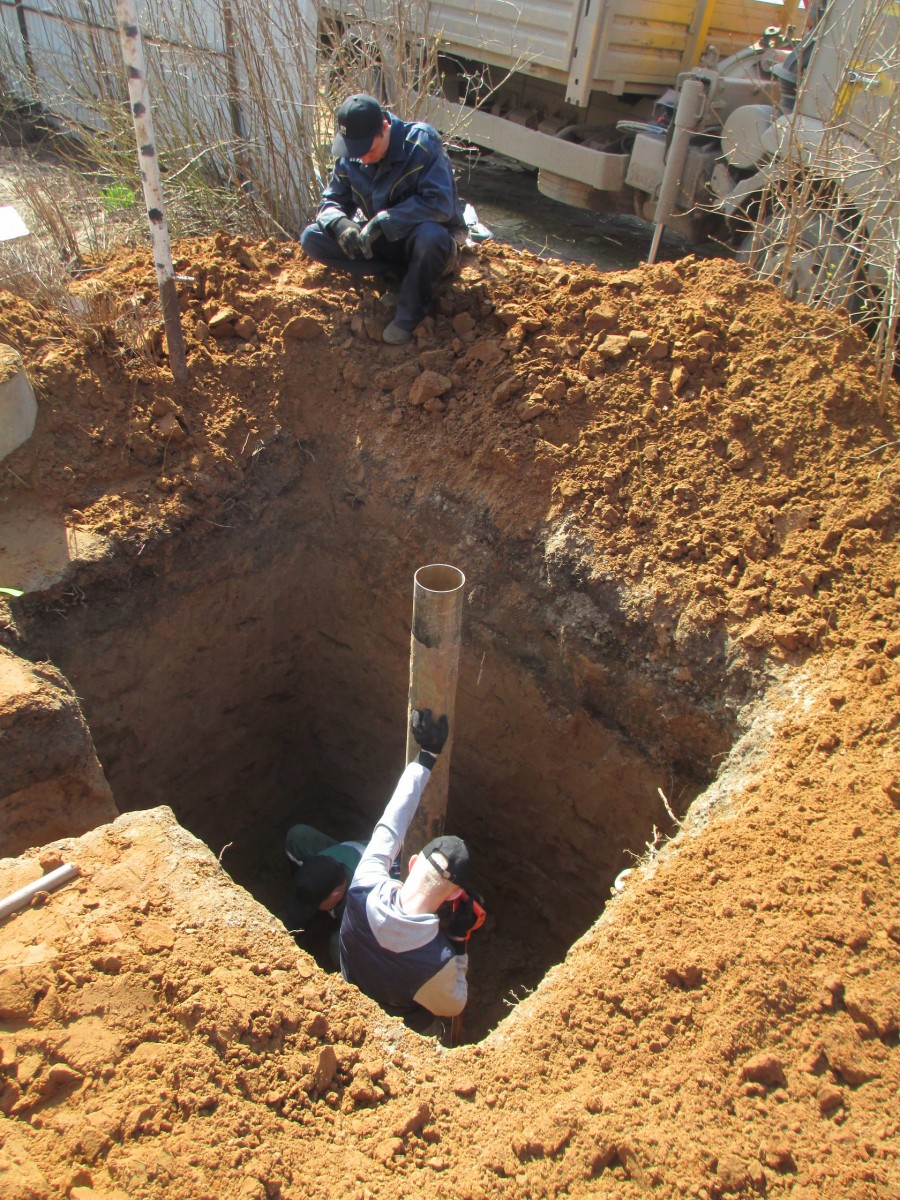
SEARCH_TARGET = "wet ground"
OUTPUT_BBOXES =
[452,150,717,270]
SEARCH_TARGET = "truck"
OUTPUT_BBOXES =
[334,0,898,320]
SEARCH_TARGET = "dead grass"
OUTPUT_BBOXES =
[742,0,899,399]
[0,0,451,333]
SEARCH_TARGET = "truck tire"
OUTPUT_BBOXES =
[737,211,864,314]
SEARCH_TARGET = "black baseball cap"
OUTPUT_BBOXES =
[294,856,346,926]
[332,93,386,158]
[422,835,471,887]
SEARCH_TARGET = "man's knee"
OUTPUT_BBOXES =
[407,221,453,260]
[300,221,334,264]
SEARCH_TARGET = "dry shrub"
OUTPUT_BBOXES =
[742,0,899,399]
[0,0,451,334]
[0,0,450,242]
[66,276,164,366]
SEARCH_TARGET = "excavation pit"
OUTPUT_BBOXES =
[16,431,739,1042]
[2,236,898,1196]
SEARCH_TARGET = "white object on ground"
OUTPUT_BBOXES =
[0,863,80,922]
[0,205,29,242]
[463,202,493,241]
[0,344,37,460]
[612,868,633,894]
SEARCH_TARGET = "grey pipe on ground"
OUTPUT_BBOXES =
[0,863,79,922]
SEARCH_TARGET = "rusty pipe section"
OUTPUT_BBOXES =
[647,76,708,265]
[402,564,465,868]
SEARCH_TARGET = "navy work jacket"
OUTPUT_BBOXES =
[316,113,465,243]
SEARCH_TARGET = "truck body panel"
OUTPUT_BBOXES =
[338,0,796,99]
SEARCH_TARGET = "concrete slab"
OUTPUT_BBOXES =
[0,344,37,460]
[0,500,108,594]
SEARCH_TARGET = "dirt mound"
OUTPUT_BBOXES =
[4,236,896,658]
[1,234,898,1198]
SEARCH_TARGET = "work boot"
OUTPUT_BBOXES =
[383,319,413,345]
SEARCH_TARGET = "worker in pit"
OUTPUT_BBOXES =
[339,708,485,1035]
[299,93,466,345]
[283,825,368,967]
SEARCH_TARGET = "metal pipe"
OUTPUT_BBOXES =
[0,863,79,923]
[647,76,708,264]
[402,564,465,869]
[116,0,189,386]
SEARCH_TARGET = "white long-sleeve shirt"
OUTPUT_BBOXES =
[338,760,468,1024]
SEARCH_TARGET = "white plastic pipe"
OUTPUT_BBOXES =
[403,564,465,867]
[117,0,189,385]
[0,863,79,922]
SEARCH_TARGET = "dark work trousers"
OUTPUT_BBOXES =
[300,219,455,331]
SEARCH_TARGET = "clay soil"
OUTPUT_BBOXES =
[1,232,899,1200]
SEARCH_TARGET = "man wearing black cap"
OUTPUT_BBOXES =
[283,826,366,965]
[300,93,466,345]
[338,709,482,1033]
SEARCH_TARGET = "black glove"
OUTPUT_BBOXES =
[333,217,364,260]
[411,708,449,755]
[445,892,484,942]
[358,211,387,259]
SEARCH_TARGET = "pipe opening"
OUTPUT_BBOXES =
[414,563,465,593]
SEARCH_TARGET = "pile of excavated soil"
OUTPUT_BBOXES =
[1,234,899,1199]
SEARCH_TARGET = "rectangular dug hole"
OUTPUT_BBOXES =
[27,479,737,1042]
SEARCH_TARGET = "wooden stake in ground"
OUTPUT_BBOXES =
[116,0,189,386]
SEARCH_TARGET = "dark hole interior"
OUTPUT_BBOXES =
[27,464,737,1041]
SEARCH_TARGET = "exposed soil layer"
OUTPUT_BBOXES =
[1,235,899,1199]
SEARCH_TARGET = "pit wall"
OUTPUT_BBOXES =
[0,647,116,856]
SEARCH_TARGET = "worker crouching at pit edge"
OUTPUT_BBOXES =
[299,93,466,346]
[338,709,484,1036]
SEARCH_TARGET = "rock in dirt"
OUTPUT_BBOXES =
[154,412,186,442]
[283,315,323,340]
[409,370,451,407]
[822,1029,878,1085]
[313,1045,338,1092]
[392,1100,431,1138]
[716,1152,751,1193]
[585,304,617,332]
[597,334,630,359]
[374,1136,404,1163]
[739,1052,787,1088]
[0,973,33,1021]
[207,308,238,337]
[759,1141,795,1171]
[491,376,521,405]
[817,1083,845,1114]
[234,315,257,340]
[517,399,548,422]
[134,920,175,953]
[844,985,900,1037]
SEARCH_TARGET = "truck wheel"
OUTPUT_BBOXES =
[737,212,863,314]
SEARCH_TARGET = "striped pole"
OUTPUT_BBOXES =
[116,0,189,385]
